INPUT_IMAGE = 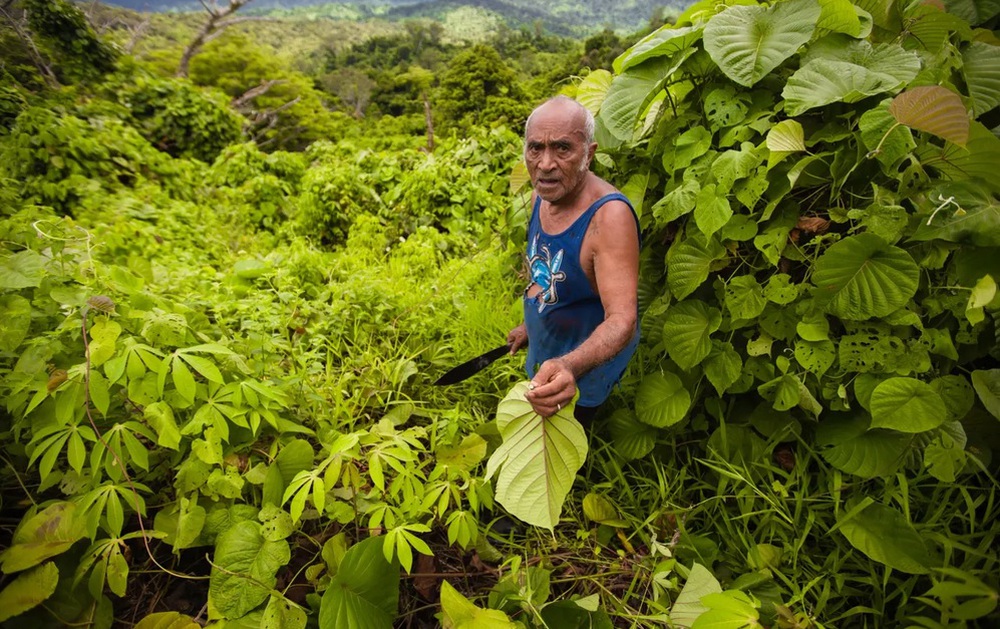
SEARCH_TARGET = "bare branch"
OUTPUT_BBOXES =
[176,0,253,78]
[0,5,60,88]
[231,78,285,109]
[124,15,151,54]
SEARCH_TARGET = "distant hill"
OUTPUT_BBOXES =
[97,0,685,35]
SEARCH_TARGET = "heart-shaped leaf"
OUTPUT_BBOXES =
[890,86,970,147]
[485,383,587,530]
[838,502,931,574]
[608,409,658,460]
[869,377,948,433]
[635,372,691,428]
[704,0,821,87]
[318,536,399,629]
[971,369,1000,420]
[812,233,919,320]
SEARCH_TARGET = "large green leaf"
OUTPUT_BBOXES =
[817,0,862,35]
[485,382,588,530]
[971,369,1000,420]
[440,580,517,628]
[133,612,201,629]
[869,378,948,433]
[0,502,85,573]
[703,0,821,88]
[943,0,1000,25]
[613,24,704,73]
[599,53,694,142]
[918,121,1000,192]
[890,86,970,147]
[608,409,658,460]
[963,42,1000,118]
[667,234,727,300]
[262,594,307,629]
[0,294,31,352]
[694,184,732,238]
[910,183,1000,246]
[576,70,613,116]
[811,233,919,320]
[319,536,399,629]
[693,591,761,629]
[704,340,743,395]
[724,275,766,320]
[209,521,291,619]
[0,561,59,622]
[670,563,722,626]
[0,250,44,290]
[635,372,691,428]
[838,502,932,574]
[817,413,910,478]
[662,300,722,370]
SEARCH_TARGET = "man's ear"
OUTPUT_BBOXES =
[587,142,597,164]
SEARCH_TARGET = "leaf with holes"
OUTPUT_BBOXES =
[838,502,931,574]
[485,382,587,530]
[890,86,970,147]
[812,234,919,320]
[870,378,948,433]
[703,0,820,87]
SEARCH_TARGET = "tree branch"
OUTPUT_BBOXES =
[176,0,253,78]
[231,78,285,109]
[0,5,60,88]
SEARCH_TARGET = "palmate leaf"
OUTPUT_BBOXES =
[703,0,821,88]
[811,233,919,320]
[890,86,970,147]
[613,24,704,73]
[838,502,932,574]
[485,382,587,530]
[869,377,948,433]
[319,536,399,629]
[0,561,59,622]
[635,372,691,428]
[963,42,1000,118]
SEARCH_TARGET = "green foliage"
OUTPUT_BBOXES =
[107,71,244,163]
[23,0,118,82]
[436,44,532,134]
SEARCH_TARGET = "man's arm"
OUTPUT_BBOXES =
[525,200,639,416]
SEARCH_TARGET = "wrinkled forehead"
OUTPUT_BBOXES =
[524,111,588,142]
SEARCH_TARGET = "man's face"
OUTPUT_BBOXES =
[524,111,594,205]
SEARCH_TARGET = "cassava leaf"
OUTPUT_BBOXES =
[485,382,587,530]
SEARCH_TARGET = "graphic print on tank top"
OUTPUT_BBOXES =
[526,234,566,313]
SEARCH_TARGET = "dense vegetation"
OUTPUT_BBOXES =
[1,0,999,628]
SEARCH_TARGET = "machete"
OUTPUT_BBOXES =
[433,343,511,385]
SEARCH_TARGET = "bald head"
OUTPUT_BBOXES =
[525,96,595,146]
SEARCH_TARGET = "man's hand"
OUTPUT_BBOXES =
[507,324,528,354]
[525,358,576,417]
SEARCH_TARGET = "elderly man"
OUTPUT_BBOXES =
[506,96,640,423]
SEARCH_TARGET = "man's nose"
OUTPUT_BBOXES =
[537,149,557,170]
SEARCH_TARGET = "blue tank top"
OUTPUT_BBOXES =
[523,192,640,407]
